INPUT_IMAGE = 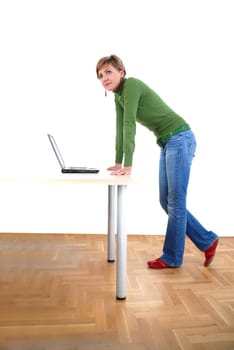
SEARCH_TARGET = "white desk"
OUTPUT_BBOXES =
[1,172,139,300]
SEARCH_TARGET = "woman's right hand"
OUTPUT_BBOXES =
[107,163,122,171]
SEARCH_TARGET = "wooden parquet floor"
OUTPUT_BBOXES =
[0,233,233,350]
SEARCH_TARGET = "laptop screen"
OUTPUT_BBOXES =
[47,134,66,169]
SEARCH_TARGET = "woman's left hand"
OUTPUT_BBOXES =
[110,166,132,176]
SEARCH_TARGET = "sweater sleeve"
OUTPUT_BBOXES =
[114,98,124,164]
[121,79,140,166]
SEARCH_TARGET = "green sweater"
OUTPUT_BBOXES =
[114,77,187,166]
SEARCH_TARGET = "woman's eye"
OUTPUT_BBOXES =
[98,70,112,79]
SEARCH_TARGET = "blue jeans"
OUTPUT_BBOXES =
[159,130,218,267]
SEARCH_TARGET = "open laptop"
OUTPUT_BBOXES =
[47,134,99,173]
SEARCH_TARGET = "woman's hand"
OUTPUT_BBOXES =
[107,163,132,175]
[107,163,122,171]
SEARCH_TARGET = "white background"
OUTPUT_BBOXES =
[0,0,233,236]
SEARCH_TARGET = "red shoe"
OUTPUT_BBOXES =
[204,239,219,267]
[147,258,170,269]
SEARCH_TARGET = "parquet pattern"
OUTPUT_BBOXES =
[0,233,233,350]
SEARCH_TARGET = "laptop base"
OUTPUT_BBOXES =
[61,168,99,174]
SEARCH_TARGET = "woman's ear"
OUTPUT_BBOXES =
[120,70,125,78]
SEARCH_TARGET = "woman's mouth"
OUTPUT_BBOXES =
[104,82,111,89]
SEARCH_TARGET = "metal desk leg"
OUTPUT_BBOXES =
[116,184,127,300]
[107,185,116,262]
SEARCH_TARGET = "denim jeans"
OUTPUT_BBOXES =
[159,129,218,267]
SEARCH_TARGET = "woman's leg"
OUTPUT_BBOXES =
[186,210,218,251]
[159,130,196,266]
[150,130,218,268]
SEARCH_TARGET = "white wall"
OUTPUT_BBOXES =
[0,0,233,236]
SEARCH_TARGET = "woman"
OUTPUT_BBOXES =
[96,54,219,268]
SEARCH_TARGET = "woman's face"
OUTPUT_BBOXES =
[97,63,125,92]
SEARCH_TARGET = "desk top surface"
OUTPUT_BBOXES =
[0,170,140,185]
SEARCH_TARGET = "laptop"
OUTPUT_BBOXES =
[47,134,99,173]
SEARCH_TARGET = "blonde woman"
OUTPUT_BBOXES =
[96,54,218,269]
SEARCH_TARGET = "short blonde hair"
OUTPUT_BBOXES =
[96,55,126,78]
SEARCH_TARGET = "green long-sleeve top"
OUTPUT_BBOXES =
[114,77,188,167]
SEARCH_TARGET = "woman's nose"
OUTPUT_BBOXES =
[102,74,108,81]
